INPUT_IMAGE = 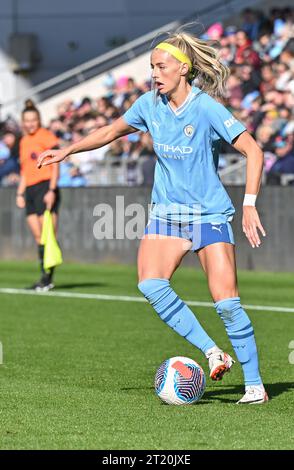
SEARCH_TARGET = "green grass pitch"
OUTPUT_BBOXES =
[0,261,293,450]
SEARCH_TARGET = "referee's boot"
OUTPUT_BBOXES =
[29,272,54,292]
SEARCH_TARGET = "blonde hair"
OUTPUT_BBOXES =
[156,31,230,98]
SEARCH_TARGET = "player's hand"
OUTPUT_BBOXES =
[37,148,69,168]
[16,194,25,209]
[43,190,56,210]
[242,206,266,248]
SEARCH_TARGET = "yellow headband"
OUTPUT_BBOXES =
[155,42,192,71]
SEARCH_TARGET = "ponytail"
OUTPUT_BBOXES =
[156,31,230,98]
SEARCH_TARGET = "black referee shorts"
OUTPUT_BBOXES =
[25,180,60,216]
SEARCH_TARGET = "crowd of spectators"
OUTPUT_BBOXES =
[0,6,293,187]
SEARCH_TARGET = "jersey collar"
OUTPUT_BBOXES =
[162,86,202,117]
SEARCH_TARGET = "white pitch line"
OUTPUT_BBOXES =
[0,287,293,313]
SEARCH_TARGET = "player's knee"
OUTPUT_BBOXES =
[138,278,170,304]
[213,288,239,304]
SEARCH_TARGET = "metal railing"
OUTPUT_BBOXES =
[74,153,247,187]
[218,154,247,185]
[2,154,293,188]
[280,174,294,186]
[84,153,293,187]
[84,156,155,186]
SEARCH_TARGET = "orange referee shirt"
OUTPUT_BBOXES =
[20,128,59,187]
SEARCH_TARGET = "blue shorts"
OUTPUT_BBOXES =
[144,219,235,251]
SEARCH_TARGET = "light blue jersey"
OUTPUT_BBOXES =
[123,86,246,223]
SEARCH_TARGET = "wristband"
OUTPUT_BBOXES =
[243,194,257,206]
[17,193,24,197]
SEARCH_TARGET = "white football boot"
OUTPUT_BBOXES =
[205,346,235,381]
[237,385,269,404]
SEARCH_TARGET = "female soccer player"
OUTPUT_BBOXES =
[17,102,60,291]
[38,31,268,404]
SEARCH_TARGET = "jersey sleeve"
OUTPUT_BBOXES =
[123,94,149,133]
[202,95,246,144]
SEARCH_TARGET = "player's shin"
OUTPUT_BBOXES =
[214,297,263,386]
[38,244,45,275]
[138,278,215,354]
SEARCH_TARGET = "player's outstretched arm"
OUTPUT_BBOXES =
[37,117,137,168]
[232,130,266,249]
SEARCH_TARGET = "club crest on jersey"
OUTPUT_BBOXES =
[184,125,194,137]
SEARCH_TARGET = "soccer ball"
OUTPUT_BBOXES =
[155,356,206,405]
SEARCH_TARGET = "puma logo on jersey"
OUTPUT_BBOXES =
[211,225,222,234]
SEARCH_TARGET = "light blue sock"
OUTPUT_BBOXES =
[138,278,215,354]
[215,297,262,386]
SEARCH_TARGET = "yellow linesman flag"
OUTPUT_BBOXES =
[40,210,63,271]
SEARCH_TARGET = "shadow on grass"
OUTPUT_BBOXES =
[197,382,294,403]
[264,382,294,399]
[120,382,294,404]
[54,282,107,290]
[121,386,221,405]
